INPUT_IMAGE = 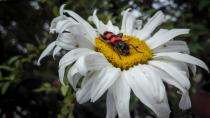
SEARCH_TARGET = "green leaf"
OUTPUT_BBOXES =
[0,66,14,72]
[52,6,59,16]
[8,56,21,65]
[26,43,37,52]
[68,112,74,118]
[63,65,72,85]
[199,0,210,10]
[34,83,53,92]
[60,85,69,96]
[1,82,10,94]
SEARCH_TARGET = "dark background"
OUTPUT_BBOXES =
[0,0,210,118]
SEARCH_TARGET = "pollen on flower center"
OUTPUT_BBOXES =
[95,35,152,70]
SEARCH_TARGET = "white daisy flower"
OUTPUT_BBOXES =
[38,5,209,118]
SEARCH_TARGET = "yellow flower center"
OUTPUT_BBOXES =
[95,35,152,70]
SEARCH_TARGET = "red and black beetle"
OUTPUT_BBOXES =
[99,31,141,59]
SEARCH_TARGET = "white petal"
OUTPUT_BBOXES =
[107,21,114,30]
[55,33,77,50]
[148,65,191,110]
[154,52,209,72]
[74,35,95,50]
[121,8,131,33]
[52,46,61,59]
[37,41,56,65]
[59,48,95,67]
[153,29,168,37]
[90,10,108,34]
[112,25,120,34]
[121,9,136,35]
[58,48,95,84]
[67,66,96,91]
[59,23,95,49]
[76,73,95,104]
[63,10,97,43]
[149,60,191,90]
[132,30,141,39]
[56,33,77,45]
[74,53,111,76]
[164,40,187,45]
[55,20,79,33]
[49,4,66,33]
[55,41,76,50]
[124,67,171,118]
[59,4,66,16]
[145,29,168,43]
[131,20,143,38]
[135,28,168,41]
[133,19,143,30]
[107,20,120,34]
[110,74,131,118]
[50,16,65,33]
[147,29,189,49]
[90,10,100,31]
[99,21,108,34]
[67,64,78,89]
[125,13,136,35]
[179,92,191,110]
[90,67,120,102]
[165,61,190,78]
[153,41,189,54]
[141,65,166,102]
[189,64,197,76]
[107,20,114,32]
[72,73,82,90]
[148,65,187,93]
[137,11,165,40]
[106,90,117,118]
[67,64,83,90]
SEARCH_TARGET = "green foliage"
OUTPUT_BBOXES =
[58,88,75,118]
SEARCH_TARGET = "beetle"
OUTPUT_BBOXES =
[100,31,141,59]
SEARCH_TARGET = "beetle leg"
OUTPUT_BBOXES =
[128,44,143,53]
[104,40,112,44]
[113,47,122,59]
[99,34,107,40]
[99,36,112,44]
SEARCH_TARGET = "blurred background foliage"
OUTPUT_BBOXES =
[0,0,210,118]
